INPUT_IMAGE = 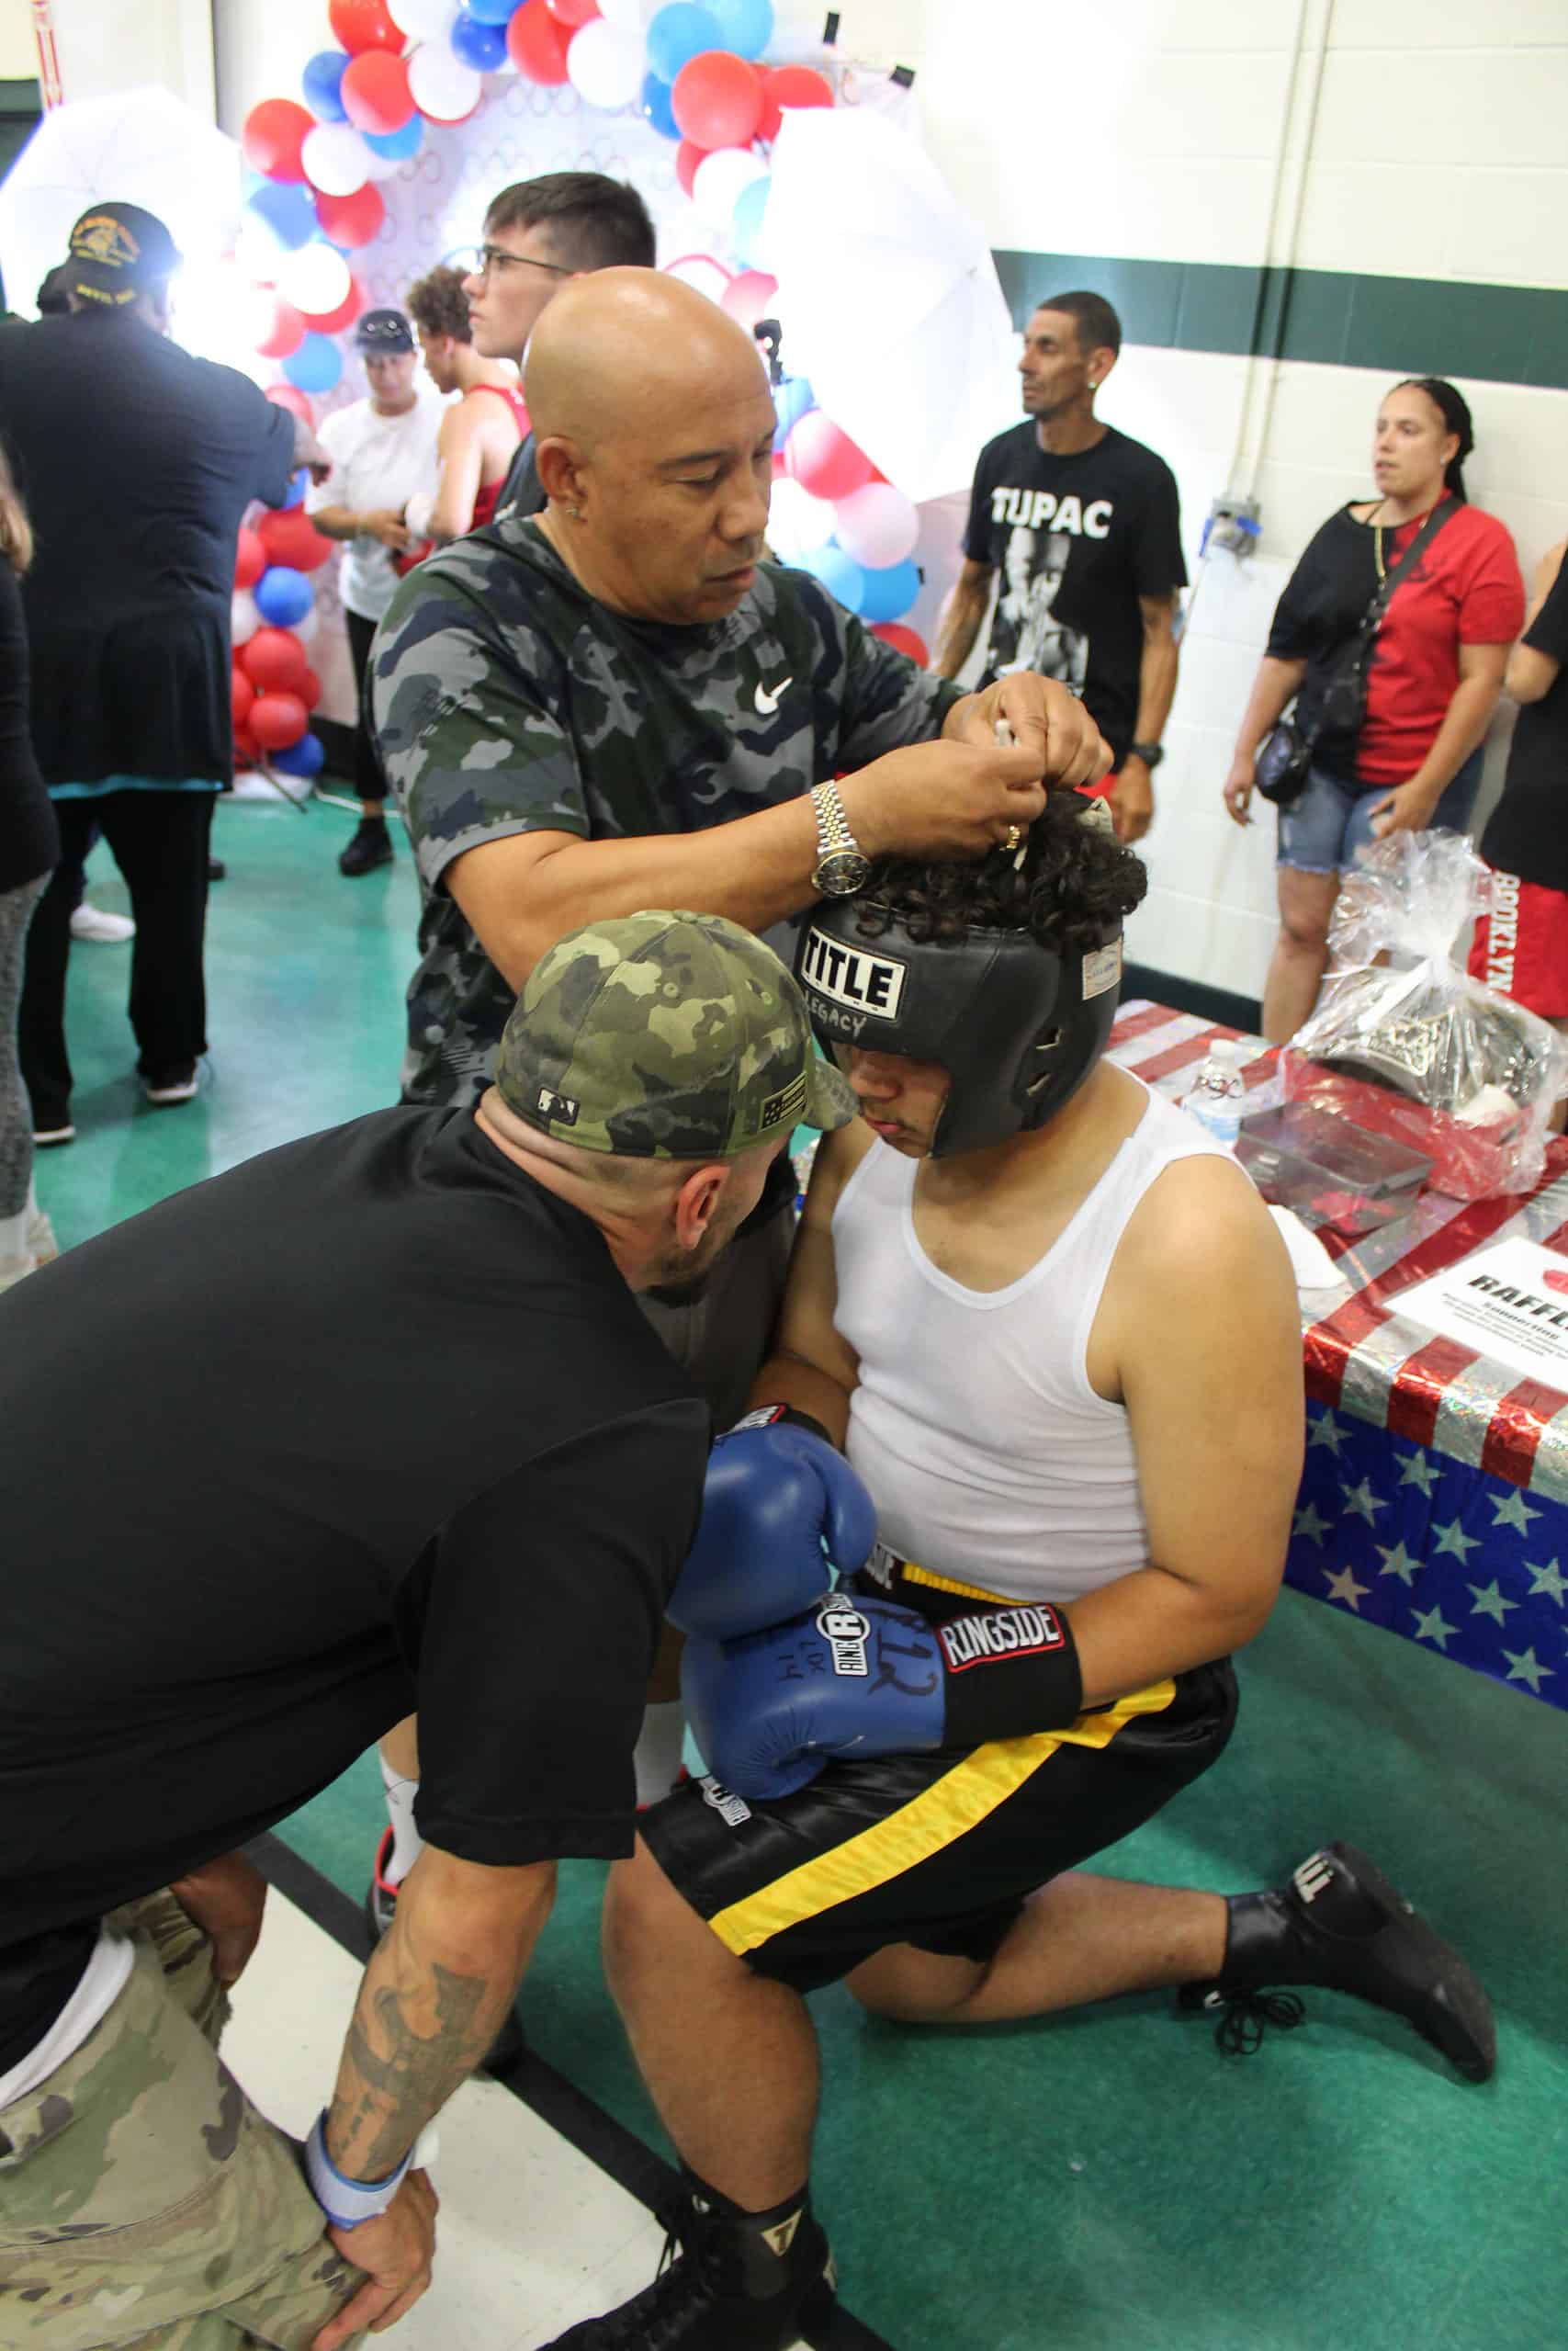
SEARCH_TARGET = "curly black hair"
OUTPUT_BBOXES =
[851,790,1147,955]
[406,265,473,345]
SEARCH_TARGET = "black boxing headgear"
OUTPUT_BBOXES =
[795,898,1123,1157]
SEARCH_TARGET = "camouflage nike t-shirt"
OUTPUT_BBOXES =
[370,519,964,1105]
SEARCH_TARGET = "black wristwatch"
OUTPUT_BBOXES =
[1127,741,1165,770]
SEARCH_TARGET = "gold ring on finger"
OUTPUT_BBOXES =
[1004,823,1021,853]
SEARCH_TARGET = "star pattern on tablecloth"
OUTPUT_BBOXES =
[1340,1477,1387,1525]
[1502,1645,1552,1694]
[1292,1502,1332,1548]
[1490,1488,1542,1535]
[1307,1413,1343,1456]
[1411,1604,1456,1650]
[1431,1518,1481,1564]
[1525,1556,1568,1607]
[1467,1580,1518,1625]
[1374,1541,1422,1586]
[1325,1565,1370,1611]
[1397,1449,1438,1496]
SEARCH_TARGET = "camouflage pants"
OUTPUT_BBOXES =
[0,1893,366,2350]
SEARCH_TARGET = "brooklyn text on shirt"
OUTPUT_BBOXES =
[990,490,1113,537]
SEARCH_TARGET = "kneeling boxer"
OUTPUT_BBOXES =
[544,794,1495,2350]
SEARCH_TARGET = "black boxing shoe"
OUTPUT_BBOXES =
[544,2179,836,2348]
[1180,1841,1495,2082]
[363,1828,525,2078]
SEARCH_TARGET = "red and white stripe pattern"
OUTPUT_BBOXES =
[1113,1001,1568,1506]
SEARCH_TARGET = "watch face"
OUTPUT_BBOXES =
[814,849,873,897]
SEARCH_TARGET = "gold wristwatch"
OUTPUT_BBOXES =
[808,780,871,897]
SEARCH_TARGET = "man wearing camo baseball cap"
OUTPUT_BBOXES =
[0,911,850,2349]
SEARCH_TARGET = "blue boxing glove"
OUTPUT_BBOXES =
[682,1591,1084,1802]
[667,1406,878,1642]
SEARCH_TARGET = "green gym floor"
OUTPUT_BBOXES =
[40,796,1568,2351]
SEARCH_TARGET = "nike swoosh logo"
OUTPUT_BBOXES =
[754,675,792,715]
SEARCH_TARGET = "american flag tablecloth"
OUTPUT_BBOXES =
[1111,1001,1568,1714]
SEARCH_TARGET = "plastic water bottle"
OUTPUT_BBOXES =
[1184,1038,1245,1144]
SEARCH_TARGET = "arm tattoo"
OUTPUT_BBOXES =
[329,1956,501,2181]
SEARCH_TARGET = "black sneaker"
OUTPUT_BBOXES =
[1181,1842,1495,2082]
[545,2182,835,2348]
[339,819,393,876]
[363,1828,525,2077]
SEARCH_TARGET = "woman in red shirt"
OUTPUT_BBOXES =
[1222,379,1524,1042]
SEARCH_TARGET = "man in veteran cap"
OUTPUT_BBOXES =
[0,912,850,2349]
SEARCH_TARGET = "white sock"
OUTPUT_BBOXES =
[634,1701,687,1808]
[379,1752,425,1886]
[0,1204,28,1265]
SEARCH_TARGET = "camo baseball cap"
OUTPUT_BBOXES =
[496,910,857,1158]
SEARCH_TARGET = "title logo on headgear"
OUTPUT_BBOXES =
[798,928,907,1024]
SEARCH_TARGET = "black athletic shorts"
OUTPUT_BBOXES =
[642,1578,1238,1995]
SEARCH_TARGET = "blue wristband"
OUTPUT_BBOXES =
[304,2111,412,2231]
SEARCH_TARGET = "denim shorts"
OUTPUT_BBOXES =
[1277,748,1483,875]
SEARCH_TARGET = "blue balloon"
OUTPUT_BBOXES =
[246,180,317,255]
[269,730,326,779]
[798,541,866,614]
[732,174,771,268]
[466,0,518,18]
[282,468,309,511]
[773,374,815,448]
[366,115,423,162]
[712,0,773,58]
[857,557,921,624]
[302,49,349,121]
[254,566,315,628]
[451,10,508,69]
[647,3,721,86]
[282,333,343,395]
[640,71,681,140]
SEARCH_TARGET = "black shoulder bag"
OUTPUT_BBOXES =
[1255,499,1459,807]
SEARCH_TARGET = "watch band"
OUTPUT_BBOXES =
[810,779,859,864]
[1127,740,1165,769]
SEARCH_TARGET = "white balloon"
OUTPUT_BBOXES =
[276,242,353,317]
[406,44,483,123]
[290,604,321,648]
[301,122,372,198]
[567,19,646,111]
[389,0,459,36]
[831,480,919,570]
[231,589,260,647]
[598,0,652,29]
[691,145,768,228]
[763,476,836,562]
[661,251,730,305]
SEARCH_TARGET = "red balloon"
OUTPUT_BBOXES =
[299,273,365,336]
[234,527,266,590]
[675,139,709,198]
[241,627,312,696]
[258,506,334,574]
[672,51,762,149]
[720,269,777,331]
[301,667,323,712]
[507,0,571,82]
[785,411,874,501]
[547,0,601,17]
[315,182,385,251]
[341,50,415,134]
[756,80,783,141]
[243,97,314,183]
[254,297,306,360]
[872,621,930,666]
[266,384,314,425]
[249,691,310,752]
[231,669,255,726]
[766,64,834,112]
[328,0,402,54]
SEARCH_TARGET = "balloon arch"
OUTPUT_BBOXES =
[228,0,928,777]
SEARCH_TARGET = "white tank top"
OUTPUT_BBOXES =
[834,1079,1235,1608]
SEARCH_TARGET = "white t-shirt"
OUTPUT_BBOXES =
[308,393,445,622]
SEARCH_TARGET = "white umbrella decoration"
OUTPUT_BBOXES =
[761,106,1020,508]
[0,85,242,319]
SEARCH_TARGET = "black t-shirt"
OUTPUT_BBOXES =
[964,422,1186,769]
[0,312,295,784]
[0,555,58,890]
[493,428,544,525]
[1482,558,1568,892]
[0,1110,708,2022]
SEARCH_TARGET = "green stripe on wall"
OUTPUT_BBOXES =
[994,251,1568,391]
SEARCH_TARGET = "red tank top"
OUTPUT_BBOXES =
[396,382,529,566]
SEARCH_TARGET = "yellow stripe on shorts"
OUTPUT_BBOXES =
[707,1677,1179,1960]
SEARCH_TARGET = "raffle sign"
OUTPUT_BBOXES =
[1392,1238,1568,1384]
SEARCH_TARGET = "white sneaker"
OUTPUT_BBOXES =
[27,1208,59,1266]
[144,1071,199,1106]
[70,902,136,944]
[0,1252,38,1293]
